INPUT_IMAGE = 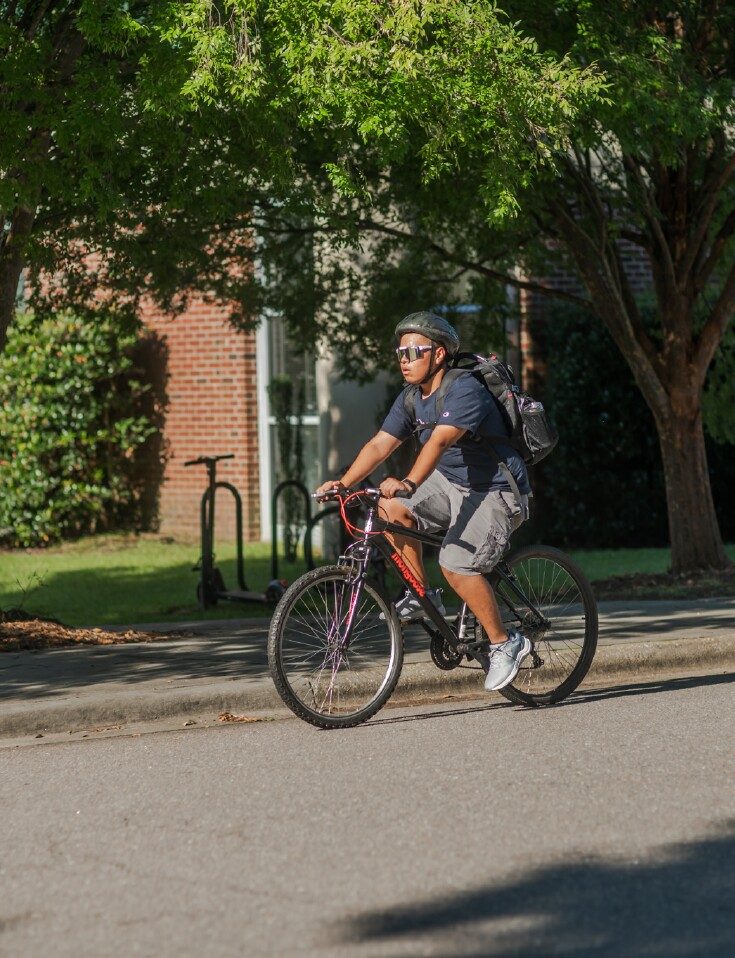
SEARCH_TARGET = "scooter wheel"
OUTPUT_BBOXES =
[265,579,287,604]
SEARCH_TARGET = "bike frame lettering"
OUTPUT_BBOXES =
[390,551,426,597]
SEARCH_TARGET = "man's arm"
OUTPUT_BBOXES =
[380,425,466,498]
[316,431,403,495]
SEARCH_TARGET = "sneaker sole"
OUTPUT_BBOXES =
[484,637,532,692]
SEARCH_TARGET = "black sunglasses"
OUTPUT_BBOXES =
[395,344,434,363]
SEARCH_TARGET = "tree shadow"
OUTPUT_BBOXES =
[568,670,735,705]
[0,585,433,701]
[357,671,735,728]
[597,597,735,642]
[330,822,735,956]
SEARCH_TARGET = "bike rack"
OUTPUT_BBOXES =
[185,454,286,610]
[270,480,347,581]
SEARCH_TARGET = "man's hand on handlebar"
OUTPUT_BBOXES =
[314,479,346,499]
[313,477,413,501]
[379,477,413,500]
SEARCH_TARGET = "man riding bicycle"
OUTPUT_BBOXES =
[316,311,533,692]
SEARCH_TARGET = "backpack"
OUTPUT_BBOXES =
[403,351,558,466]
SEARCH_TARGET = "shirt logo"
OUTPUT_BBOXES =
[442,411,450,417]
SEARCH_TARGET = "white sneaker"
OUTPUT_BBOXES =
[385,588,446,621]
[484,630,532,691]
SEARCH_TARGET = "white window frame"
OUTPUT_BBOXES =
[256,315,320,544]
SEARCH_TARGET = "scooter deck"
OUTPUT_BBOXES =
[218,589,267,603]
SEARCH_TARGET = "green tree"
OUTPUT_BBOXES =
[222,2,735,574]
[0,0,305,350]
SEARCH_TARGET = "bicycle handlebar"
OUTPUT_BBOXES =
[312,486,411,503]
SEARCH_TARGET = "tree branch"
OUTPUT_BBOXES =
[253,215,595,310]
[551,196,669,410]
[679,151,735,282]
[694,202,735,292]
[622,153,678,294]
[694,256,735,383]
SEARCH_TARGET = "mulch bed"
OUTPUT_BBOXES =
[0,608,187,653]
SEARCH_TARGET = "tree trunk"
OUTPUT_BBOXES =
[0,206,35,352]
[656,402,729,573]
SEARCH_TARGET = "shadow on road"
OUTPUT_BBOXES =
[364,700,503,727]
[359,671,735,728]
[329,821,735,956]
[570,670,735,705]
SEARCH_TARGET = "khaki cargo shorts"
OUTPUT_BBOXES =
[405,470,527,576]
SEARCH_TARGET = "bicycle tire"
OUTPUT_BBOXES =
[487,545,598,706]
[268,565,404,729]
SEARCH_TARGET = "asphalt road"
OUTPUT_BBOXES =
[1,670,734,957]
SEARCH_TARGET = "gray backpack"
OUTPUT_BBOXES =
[403,352,557,504]
[403,351,557,465]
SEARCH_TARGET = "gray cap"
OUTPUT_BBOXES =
[394,312,460,355]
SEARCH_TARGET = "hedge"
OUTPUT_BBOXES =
[0,312,157,547]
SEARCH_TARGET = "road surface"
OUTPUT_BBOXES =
[1,668,734,956]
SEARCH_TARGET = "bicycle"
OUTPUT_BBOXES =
[267,488,598,728]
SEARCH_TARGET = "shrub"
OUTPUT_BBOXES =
[0,312,156,546]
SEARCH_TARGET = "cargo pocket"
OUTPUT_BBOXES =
[472,529,508,573]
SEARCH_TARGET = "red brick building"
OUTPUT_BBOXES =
[140,299,387,543]
[141,298,262,540]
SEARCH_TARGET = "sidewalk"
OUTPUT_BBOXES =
[1,598,733,738]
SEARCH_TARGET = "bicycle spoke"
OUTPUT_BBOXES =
[492,548,597,703]
[269,569,402,724]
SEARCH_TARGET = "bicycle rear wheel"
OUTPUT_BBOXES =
[268,566,404,729]
[488,545,598,706]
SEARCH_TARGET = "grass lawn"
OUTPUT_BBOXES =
[0,534,309,627]
[1,534,734,628]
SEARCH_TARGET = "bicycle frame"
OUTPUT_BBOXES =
[332,491,548,671]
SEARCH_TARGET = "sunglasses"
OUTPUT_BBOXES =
[395,344,434,363]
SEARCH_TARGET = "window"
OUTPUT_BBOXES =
[266,317,321,496]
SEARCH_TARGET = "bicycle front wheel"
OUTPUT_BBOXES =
[267,566,404,729]
[489,545,598,706]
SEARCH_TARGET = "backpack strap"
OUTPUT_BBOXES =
[432,368,467,420]
[402,368,468,431]
[402,370,525,510]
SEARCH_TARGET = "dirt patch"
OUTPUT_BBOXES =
[593,567,735,601]
[0,612,188,653]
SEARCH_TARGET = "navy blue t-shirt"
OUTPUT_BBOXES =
[381,372,531,494]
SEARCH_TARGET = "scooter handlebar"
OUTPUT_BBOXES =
[184,453,235,467]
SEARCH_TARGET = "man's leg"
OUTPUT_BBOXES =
[379,497,427,584]
[440,568,506,645]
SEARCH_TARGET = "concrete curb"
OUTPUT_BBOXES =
[1,636,733,738]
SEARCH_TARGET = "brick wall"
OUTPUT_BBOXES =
[141,299,261,540]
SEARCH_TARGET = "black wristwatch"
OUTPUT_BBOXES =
[402,478,417,493]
